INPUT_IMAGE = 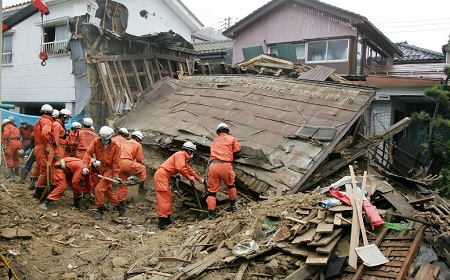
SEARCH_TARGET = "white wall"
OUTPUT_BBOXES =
[2,0,81,108]
[120,0,194,41]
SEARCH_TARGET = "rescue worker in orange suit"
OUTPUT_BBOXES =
[33,104,56,199]
[52,109,71,163]
[19,120,33,151]
[118,130,146,219]
[1,118,22,177]
[154,141,203,230]
[40,157,99,211]
[81,158,100,199]
[111,127,129,146]
[64,122,82,158]
[75,118,97,160]
[82,126,121,220]
[206,123,242,220]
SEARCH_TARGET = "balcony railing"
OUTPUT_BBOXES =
[2,52,12,65]
[41,39,69,57]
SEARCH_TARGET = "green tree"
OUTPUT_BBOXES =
[411,66,450,167]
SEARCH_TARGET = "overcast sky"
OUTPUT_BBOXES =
[2,0,449,52]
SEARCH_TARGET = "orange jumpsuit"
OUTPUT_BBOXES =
[118,138,146,202]
[206,133,241,211]
[34,115,55,189]
[83,138,120,208]
[19,124,33,149]
[81,158,99,196]
[2,123,22,169]
[154,150,202,218]
[47,157,84,201]
[52,119,67,162]
[111,135,127,146]
[64,129,80,158]
[75,128,97,160]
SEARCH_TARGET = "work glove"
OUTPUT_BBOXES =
[1,144,6,151]
[53,153,59,161]
[17,149,25,156]
[82,167,90,175]
[113,178,122,184]
[45,147,50,154]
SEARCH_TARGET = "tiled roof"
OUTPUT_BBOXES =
[394,42,444,63]
[193,40,233,54]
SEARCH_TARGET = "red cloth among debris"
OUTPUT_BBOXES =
[330,189,384,230]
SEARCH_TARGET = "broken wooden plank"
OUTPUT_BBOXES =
[306,251,329,265]
[316,233,342,254]
[292,227,316,244]
[408,196,435,205]
[307,228,343,247]
[316,222,333,233]
[234,260,249,280]
[396,226,426,280]
[284,264,320,280]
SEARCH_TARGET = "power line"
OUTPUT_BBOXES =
[374,17,450,25]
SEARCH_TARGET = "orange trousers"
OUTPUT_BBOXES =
[94,167,119,208]
[154,168,173,218]
[206,162,236,211]
[4,139,21,168]
[35,144,54,189]
[47,169,81,201]
[118,160,147,202]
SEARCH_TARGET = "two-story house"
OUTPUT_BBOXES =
[222,0,449,141]
[2,0,202,117]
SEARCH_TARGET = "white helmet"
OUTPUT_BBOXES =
[99,126,114,140]
[118,127,129,136]
[131,130,143,141]
[52,109,60,118]
[71,121,82,129]
[40,104,53,114]
[92,160,101,169]
[182,141,196,152]
[216,122,229,134]
[83,117,93,126]
[90,126,95,132]
[7,116,15,123]
[2,119,10,125]
[59,109,71,117]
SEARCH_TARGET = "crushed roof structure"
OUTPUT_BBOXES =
[114,75,376,195]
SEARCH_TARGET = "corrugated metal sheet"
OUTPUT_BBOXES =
[298,65,336,81]
[114,76,376,195]
[276,43,297,62]
[242,46,264,61]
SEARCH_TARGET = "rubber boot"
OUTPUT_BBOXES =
[14,168,19,176]
[228,200,237,212]
[40,199,51,211]
[138,181,147,192]
[28,177,37,190]
[33,187,44,199]
[118,201,126,219]
[8,168,15,178]
[208,210,216,220]
[158,217,168,230]
[95,207,104,220]
[167,215,172,225]
[73,198,85,210]
[19,166,29,184]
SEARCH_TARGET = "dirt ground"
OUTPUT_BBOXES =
[0,151,333,280]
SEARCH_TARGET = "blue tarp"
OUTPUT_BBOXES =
[1,109,84,130]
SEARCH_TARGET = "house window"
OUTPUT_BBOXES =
[306,39,348,62]
[42,24,70,57]
[365,46,387,66]
[268,46,278,56]
[2,35,13,65]
[294,44,305,59]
